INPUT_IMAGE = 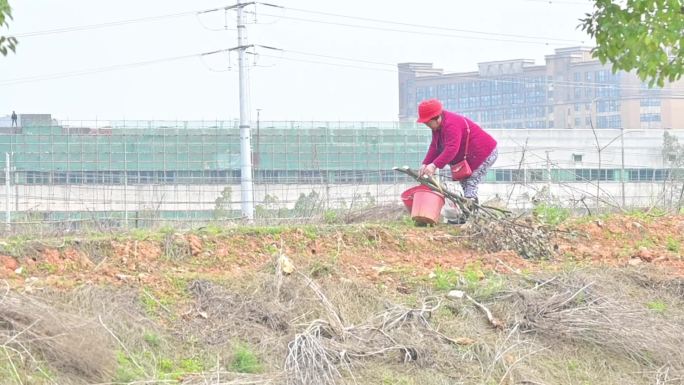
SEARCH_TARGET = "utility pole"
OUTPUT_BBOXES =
[202,1,266,220]
[5,153,11,232]
[236,0,254,220]
[545,150,552,201]
[620,125,626,207]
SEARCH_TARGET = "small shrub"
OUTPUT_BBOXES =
[533,204,570,226]
[229,343,262,374]
[115,351,145,383]
[635,238,655,249]
[433,267,458,291]
[200,224,223,236]
[179,358,203,373]
[143,332,161,348]
[158,358,174,373]
[666,237,680,253]
[323,210,341,224]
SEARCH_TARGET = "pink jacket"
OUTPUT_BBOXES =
[422,110,497,170]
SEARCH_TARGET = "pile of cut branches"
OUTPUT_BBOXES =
[507,272,684,370]
[0,285,114,383]
[394,166,555,259]
[283,283,467,385]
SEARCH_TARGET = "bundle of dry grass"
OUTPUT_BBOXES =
[0,284,114,384]
[506,271,684,370]
[284,287,469,385]
[464,214,555,259]
[178,279,291,347]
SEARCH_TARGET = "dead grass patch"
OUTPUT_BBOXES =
[0,284,115,384]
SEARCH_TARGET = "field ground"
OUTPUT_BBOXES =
[1,210,683,385]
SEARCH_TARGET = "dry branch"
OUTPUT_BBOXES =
[465,294,504,330]
[508,273,684,368]
[394,166,555,259]
[0,288,115,383]
[284,274,475,385]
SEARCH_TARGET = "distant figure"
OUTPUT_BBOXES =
[11,111,17,127]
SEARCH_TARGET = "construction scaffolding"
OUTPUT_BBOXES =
[0,117,682,233]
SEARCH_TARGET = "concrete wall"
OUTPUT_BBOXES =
[0,180,680,214]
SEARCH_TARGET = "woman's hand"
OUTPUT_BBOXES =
[419,163,437,177]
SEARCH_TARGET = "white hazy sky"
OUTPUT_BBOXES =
[0,0,594,122]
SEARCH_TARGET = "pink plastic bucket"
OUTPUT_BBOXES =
[411,190,445,225]
[401,185,432,212]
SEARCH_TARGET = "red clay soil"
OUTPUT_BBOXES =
[0,215,682,289]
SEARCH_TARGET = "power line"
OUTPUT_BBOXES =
[2,42,682,97]
[519,0,591,4]
[0,49,231,86]
[248,10,583,46]
[280,6,586,44]
[13,10,203,38]
[252,48,684,95]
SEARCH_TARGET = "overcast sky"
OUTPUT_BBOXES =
[0,0,594,122]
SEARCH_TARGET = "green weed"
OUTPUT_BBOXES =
[179,358,204,373]
[139,288,174,318]
[647,300,667,314]
[229,343,262,374]
[533,204,570,226]
[114,351,146,383]
[432,267,459,291]
[301,225,319,240]
[158,358,174,373]
[199,224,224,236]
[666,237,681,253]
[143,332,161,348]
[634,238,655,249]
[237,226,284,236]
[129,228,154,241]
[324,210,341,224]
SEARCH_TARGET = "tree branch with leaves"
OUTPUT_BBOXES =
[0,0,18,56]
[580,0,683,87]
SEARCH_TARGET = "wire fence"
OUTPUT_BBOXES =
[0,118,682,235]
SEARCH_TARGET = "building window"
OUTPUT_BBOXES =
[628,169,667,181]
[596,70,607,82]
[575,169,614,181]
[574,88,582,99]
[529,170,546,181]
[640,98,661,107]
[640,113,661,122]
[573,154,583,162]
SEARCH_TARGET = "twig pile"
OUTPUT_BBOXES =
[465,214,555,259]
[394,166,555,259]
[284,270,470,385]
[0,284,114,383]
[509,274,684,369]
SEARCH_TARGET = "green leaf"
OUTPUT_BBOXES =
[581,0,683,87]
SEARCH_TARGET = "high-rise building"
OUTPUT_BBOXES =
[399,47,684,129]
